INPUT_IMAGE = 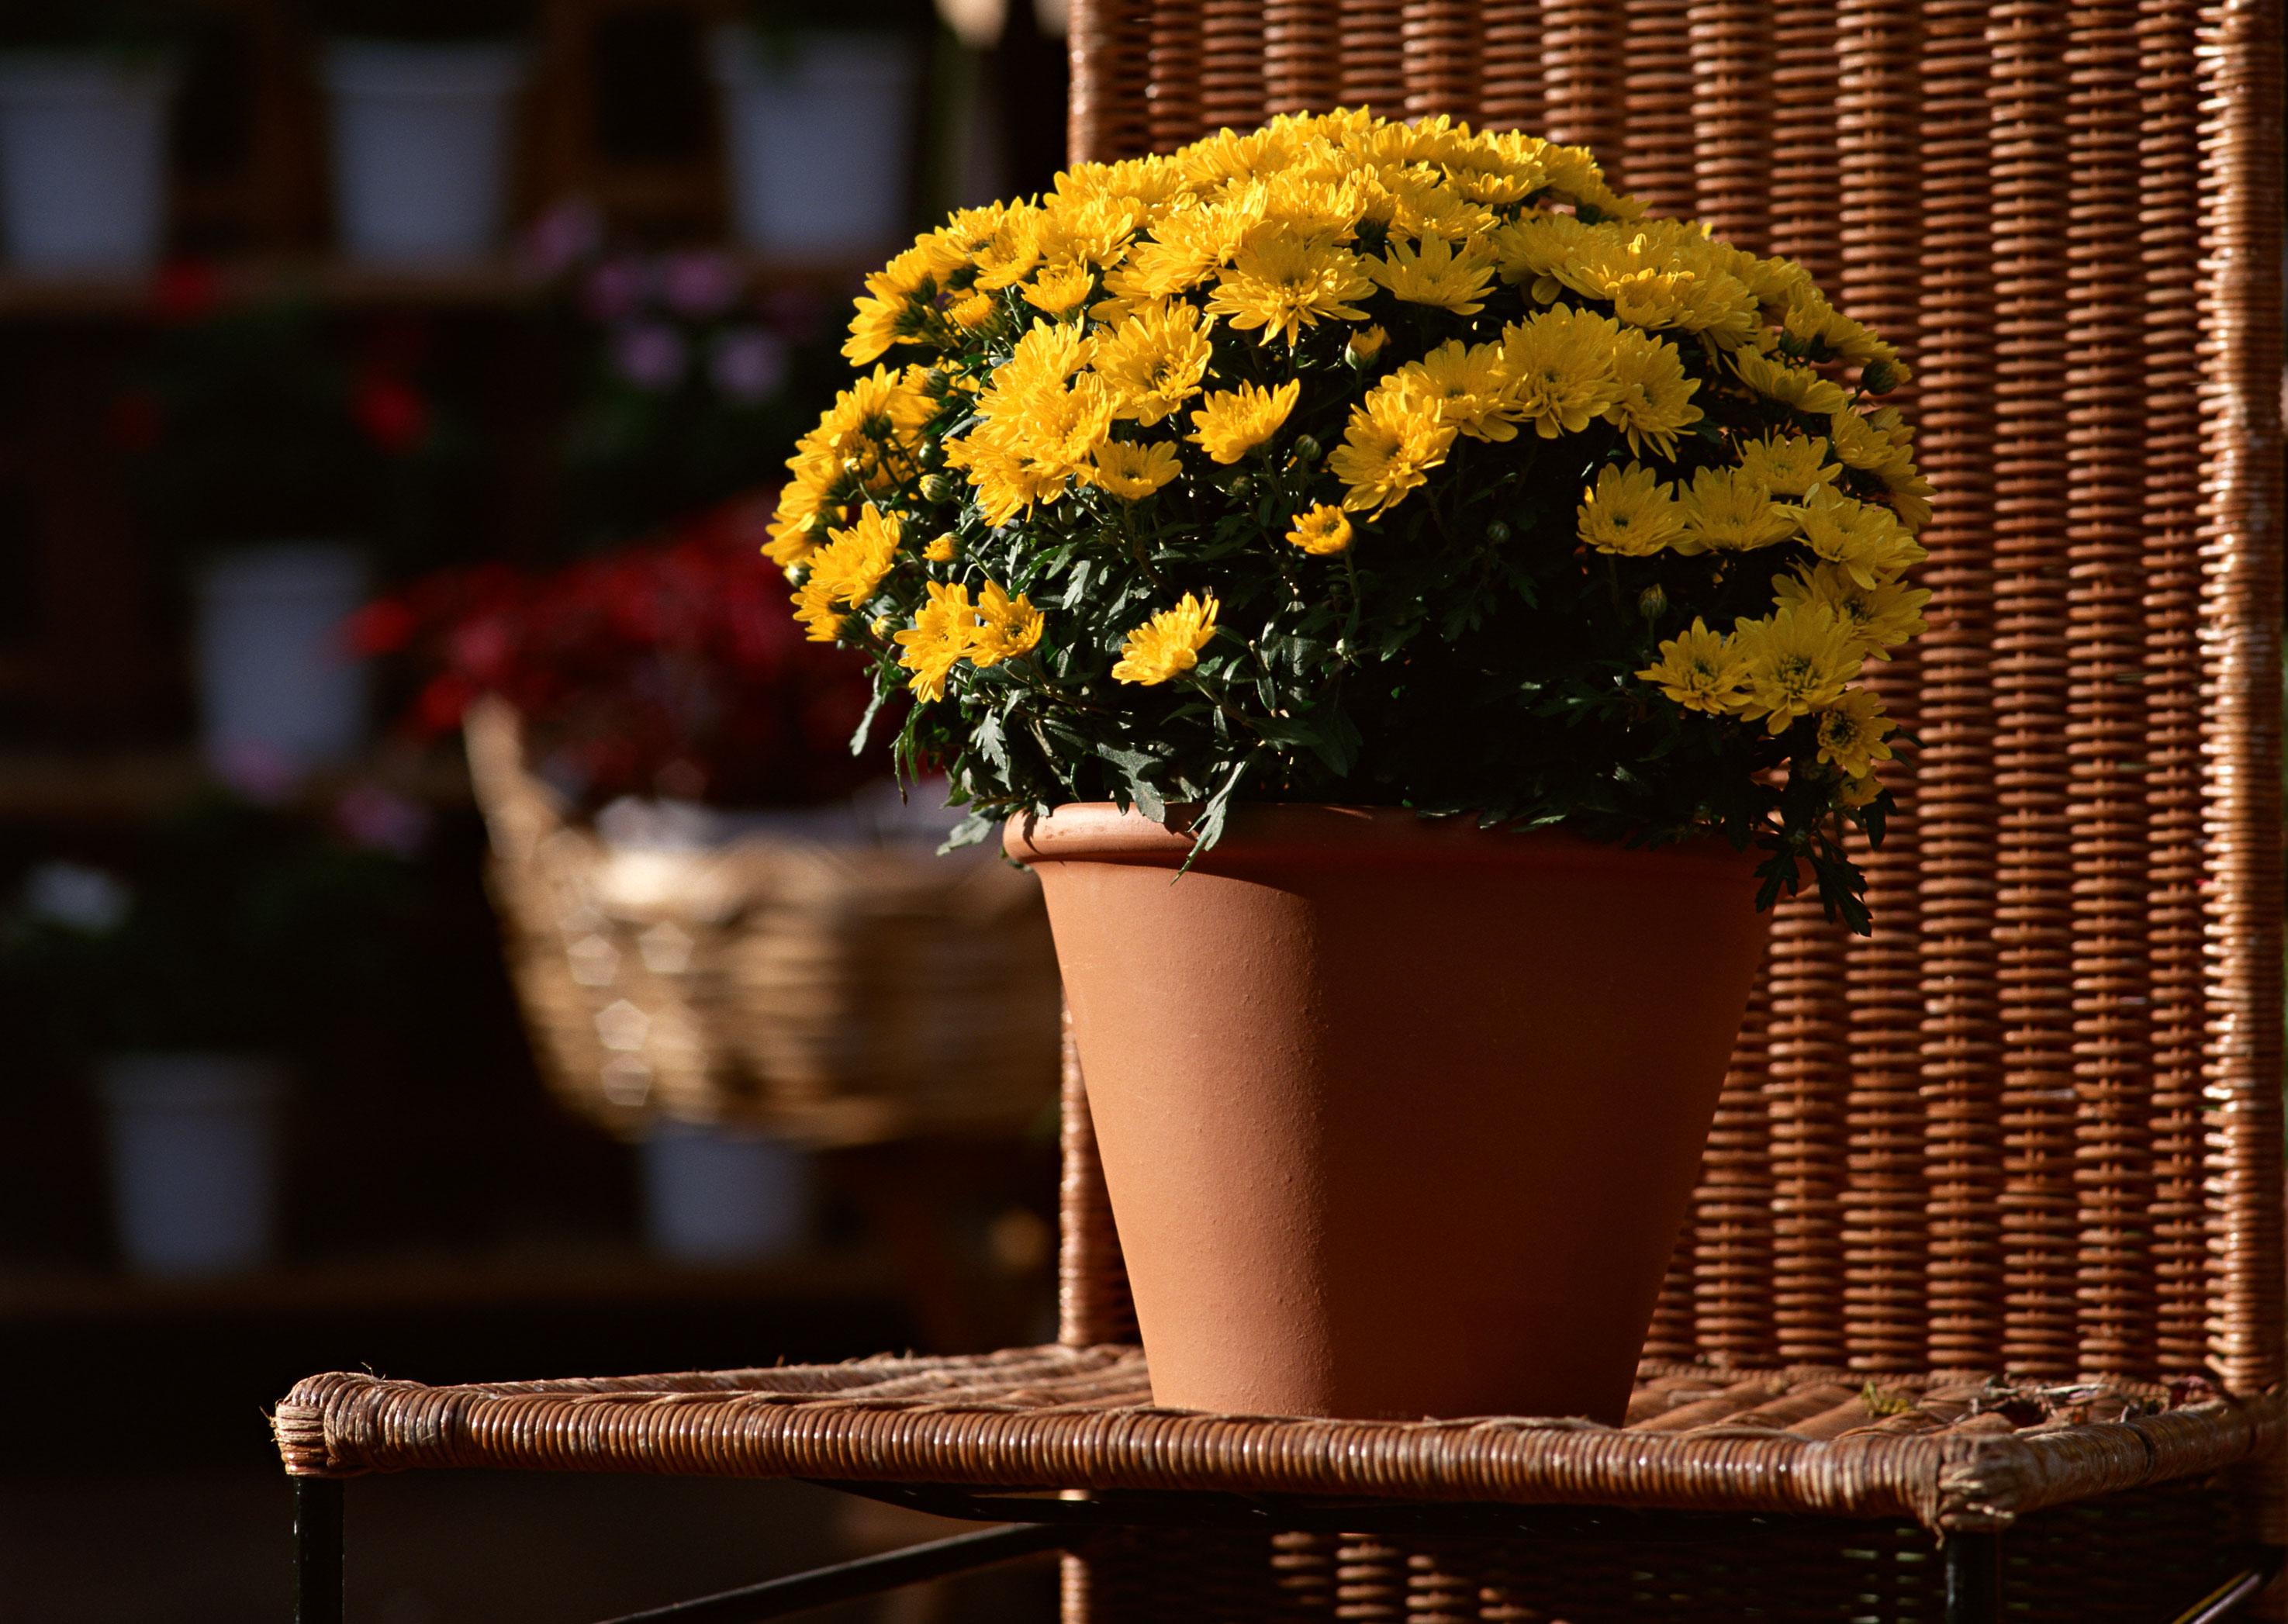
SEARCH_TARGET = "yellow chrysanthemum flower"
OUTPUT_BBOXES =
[970,579,1045,666]
[1813,688,1894,778]
[968,203,1044,290]
[1367,232,1498,315]
[1498,306,1625,439]
[1089,299,1213,426]
[1604,327,1702,459]
[1023,262,1097,314]
[1730,604,1864,734]
[1287,503,1353,555]
[1379,169,1498,244]
[1488,211,1590,302]
[1202,233,1374,346]
[947,292,999,330]
[793,505,904,641]
[1577,462,1685,557]
[1782,289,1902,371]
[1036,195,1140,270]
[1636,617,1744,715]
[1346,323,1389,366]
[1837,768,1884,808]
[1733,347,1852,416]
[1329,382,1458,515]
[943,322,1113,523]
[1673,465,1797,555]
[1772,564,1930,655]
[1733,432,1837,499]
[1793,482,1926,586]
[1188,378,1301,464]
[767,364,937,562]
[1398,339,1519,442]
[893,580,979,702]
[840,234,968,363]
[1091,439,1183,499]
[1554,220,1759,347]
[1112,592,1219,685]
[843,294,905,366]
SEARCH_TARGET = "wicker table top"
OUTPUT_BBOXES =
[273,1345,2279,1535]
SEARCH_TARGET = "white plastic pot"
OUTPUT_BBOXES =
[710,29,918,256]
[322,40,526,264]
[0,53,175,271]
[194,542,369,795]
[96,1054,285,1278]
[640,1123,810,1265]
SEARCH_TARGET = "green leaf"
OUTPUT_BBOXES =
[1095,742,1168,822]
[1255,706,1363,778]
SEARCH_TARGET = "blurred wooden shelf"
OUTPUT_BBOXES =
[0,741,472,822]
[0,251,884,320]
[0,747,209,821]
[0,1247,897,1327]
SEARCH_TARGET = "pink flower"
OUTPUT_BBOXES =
[710,327,786,403]
[582,255,650,322]
[660,249,741,318]
[613,322,688,390]
[522,198,603,278]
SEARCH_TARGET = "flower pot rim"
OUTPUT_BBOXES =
[1004,800,1760,875]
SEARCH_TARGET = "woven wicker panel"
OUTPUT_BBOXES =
[1689,0,1771,249]
[2063,0,2155,1384]
[2134,0,2208,1380]
[1989,0,2081,1383]
[1059,0,2283,1398]
[1199,0,1267,133]
[1064,1483,2245,1624]
[1477,2,1546,132]
[1913,0,2004,1378]
[280,1346,2277,1516]
[1402,2,1484,122]
[2195,0,2285,1405]
[1338,0,1409,112]
[1621,0,1698,216]
[1263,2,1343,116]
[1834,0,1928,1377]
[1768,2,1842,290]
[465,700,1062,1148]
[1536,2,1626,181]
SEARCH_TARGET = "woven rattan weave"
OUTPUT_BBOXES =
[275,1346,2276,1532]
[280,3,2282,1618]
[463,696,1061,1147]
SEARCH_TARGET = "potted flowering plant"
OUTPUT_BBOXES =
[773,109,1929,1423]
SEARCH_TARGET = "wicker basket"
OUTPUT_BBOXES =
[465,696,1061,1145]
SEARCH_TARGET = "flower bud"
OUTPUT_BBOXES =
[921,472,959,505]
[1637,584,1668,622]
[869,616,893,639]
[1229,472,1258,503]
[1858,360,1899,396]
[925,532,959,563]
[1291,434,1322,464]
[1345,325,1388,368]
[1484,519,1511,544]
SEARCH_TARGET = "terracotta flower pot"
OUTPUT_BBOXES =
[1007,803,1771,1424]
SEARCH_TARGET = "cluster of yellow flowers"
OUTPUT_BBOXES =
[769,105,1930,809]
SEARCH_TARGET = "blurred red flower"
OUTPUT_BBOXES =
[362,492,890,807]
[150,259,222,323]
[103,389,166,451]
[354,374,432,453]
